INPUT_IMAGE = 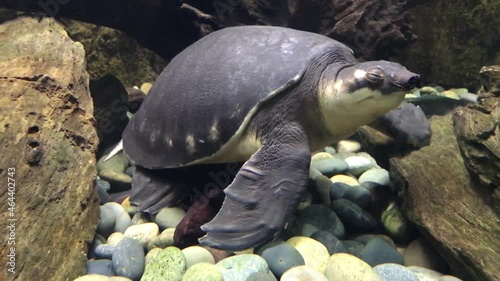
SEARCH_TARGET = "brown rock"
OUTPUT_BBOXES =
[390,114,500,281]
[0,17,99,281]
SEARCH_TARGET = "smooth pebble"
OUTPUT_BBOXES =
[287,236,329,273]
[324,253,381,281]
[124,223,159,249]
[281,265,328,281]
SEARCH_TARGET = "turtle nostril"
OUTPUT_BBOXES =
[407,75,421,89]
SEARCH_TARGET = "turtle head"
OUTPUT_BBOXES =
[324,60,420,119]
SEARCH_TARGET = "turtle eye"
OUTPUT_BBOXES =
[365,68,385,87]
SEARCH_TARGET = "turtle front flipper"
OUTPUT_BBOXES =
[199,124,311,251]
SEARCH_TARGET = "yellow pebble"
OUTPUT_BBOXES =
[330,175,359,186]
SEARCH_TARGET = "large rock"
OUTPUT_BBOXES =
[389,114,500,281]
[452,65,500,196]
[0,17,99,281]
[395,1,500,89]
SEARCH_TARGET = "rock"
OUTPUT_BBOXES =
[373,263,419,281]
[407,266,443,281]
[281,265,328,281]
[216,254,269,281]
[124,223,159,249]
[345,156,375,177]
[381,202,417,243]
[311,152,334,162]
[108,232,125,246]
[311,158,349,176]
[330,175,360,186]
[115,212,132,233]
[298,204,345,238]
[74,275,109,281]
[358,169,391,186]
[256,240,305,278]
[324,253,381,281]
[246,271,278,281]
[404,238,448,273]
[324,146,336,155]
[145,248,162,266]
[297,191,313,211]
[330,182,349,200]
[287,236,329,273]
[182,262,222,281]
[314,175,333,206]
[125,166,136,177]
[359,237,404,267]
[331,199,377,232]
[141,247,186,281]
[99,169,132,191]
[98,205,118,238]
[154,207,186,230]
[112,237,145,281]
[148,228,175,251]
[337,140,362,153]
[0,16,100,281]
[86,259,115,276]
[342,185,372,209]
[182,246,215,268]
[309,167,323,180]
[310,231,346,255]
[140,82,153,94]
[341,240,365,257]
[439,276,463,281]
[390,114,500,280]
[97,151,129,174]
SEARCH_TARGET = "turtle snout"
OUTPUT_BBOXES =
[405,75,421,90]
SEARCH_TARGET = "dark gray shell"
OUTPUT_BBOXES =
[123,26,355,169]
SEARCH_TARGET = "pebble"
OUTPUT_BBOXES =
[112,237,145,281]
[342,240,365,257]
[154,207,186,230]
[342,185,372,209]
[256,240,305,278]
[337,140,362,153]
[182,262,222,281]
[330,175,359,186]
[97,151,129,174]
[182,246,215,268]
[99,169,132,187]
[281,265,328,281]
[140,82,153,94]
[440,90,461,100]
[300,223,320,237]
[420,86,440,95]
[331,199,377,232]
[358,169,390,186]
[98,204,118,238]
[309,167,323,180]
[373,263,419,281]
[310,231,346,255]
[297,191,313,211]
[89,234,107,259]
[324,253,381,281]
[311,158,349,176]
[121,197,131,208]
[86,259,115,276]
[287,236,329,273]
[439,276,463,281]
[314,175,333,206]
[107,232,125,246]
[407,266,443,280]
[298,204,345,238]
[141,247,186,281]
[345,156,375,177]
[404,237,447,272]
[74,274,109,281]
[311,152,334,162]
[147,228,175,251]
[216,254,269,281]
[94,244,115,260]
[96,179,112,204]
[125,166,136,177]
[131,212,150,226]
[246,271,278,281]
[123,223,159,249]
[330,182,349,200]
[359,237,404,267]
[381,202,417,243]
[324,146,336,154]
[115,212,132,233]
[145,248,162,266]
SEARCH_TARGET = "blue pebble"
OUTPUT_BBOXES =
[374,263,419,281]
[125,166,136,177]
[342,240,365,257]
[86,259,115,276]
[88,234,107,259]
[97,205,117,238]
[256,240,304,278]
[96,179,111,191]
[360,237,404,266]
[330,182,349,200]
[94,244,115,259]
[342,185,372,209]
[112,237,145,281]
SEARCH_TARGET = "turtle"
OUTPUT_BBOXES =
[121,25,421,251]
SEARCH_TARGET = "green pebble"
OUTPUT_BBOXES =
[216,254,269,281]
[141,246,186,281]
[182,262,222,281]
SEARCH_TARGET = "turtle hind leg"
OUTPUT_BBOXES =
[130,166,195,214]
[199,123,311,251]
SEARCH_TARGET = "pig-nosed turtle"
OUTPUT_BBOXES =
[122,26,421,250]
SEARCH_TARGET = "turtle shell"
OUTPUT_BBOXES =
[123,26,355,169]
